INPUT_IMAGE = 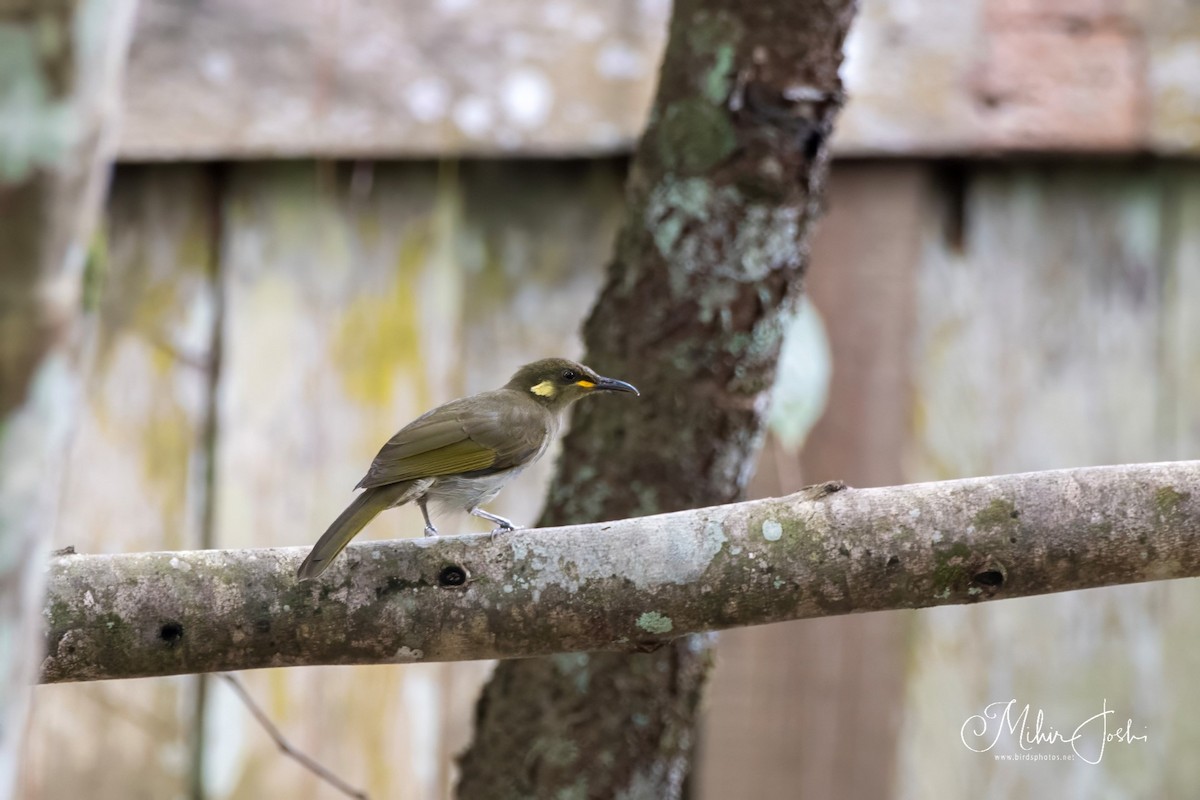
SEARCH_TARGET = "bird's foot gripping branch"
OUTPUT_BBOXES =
[42,461,1199,683]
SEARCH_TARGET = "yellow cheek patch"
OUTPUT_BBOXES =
[575,380,595,389]
[531,381,557,397]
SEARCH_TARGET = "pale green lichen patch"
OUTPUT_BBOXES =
[393,645,423,662]
[702,44,736,105]
[648,187,799,300]
[735,205,802,280]
[761,519,783,541]
[636,611,674,634]
[645,177,720,261]
[645,176,797,320]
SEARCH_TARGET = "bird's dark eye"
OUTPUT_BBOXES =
[561,369,577,382]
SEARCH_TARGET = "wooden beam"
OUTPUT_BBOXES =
[115,0,1200,158]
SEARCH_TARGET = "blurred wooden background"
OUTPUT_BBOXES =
[18,0,1200,797]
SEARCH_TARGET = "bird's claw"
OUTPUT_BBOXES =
[489,524,518,541]
[423,525,439,538]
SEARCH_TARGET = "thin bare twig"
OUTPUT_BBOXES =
[218,673,370,800]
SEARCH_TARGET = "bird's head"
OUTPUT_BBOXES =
[506,358,639,411]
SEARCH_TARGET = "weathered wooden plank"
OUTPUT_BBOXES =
[21,167,217,799]
[116,0,1200,158]
[118,0,667,159]
[894,164,1200,798]
[209,160,623,799]
[1157,166,1200,800]
[1147,1,1200,153]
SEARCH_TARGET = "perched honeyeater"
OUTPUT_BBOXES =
[296,358,638,579]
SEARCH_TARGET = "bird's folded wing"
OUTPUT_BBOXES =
[355,395,545,489]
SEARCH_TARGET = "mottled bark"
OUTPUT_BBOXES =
[455,0,853,792]
[0,1,137,794]
[40,462,1200,684]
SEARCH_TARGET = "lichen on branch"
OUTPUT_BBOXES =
[40,461,1200,684]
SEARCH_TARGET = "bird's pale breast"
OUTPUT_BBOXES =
[426,469,526,515]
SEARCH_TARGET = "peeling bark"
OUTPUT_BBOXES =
[457,0,858,795]
[39,462,1200,685]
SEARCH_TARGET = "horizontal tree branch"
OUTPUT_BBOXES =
[42,461,1199,683]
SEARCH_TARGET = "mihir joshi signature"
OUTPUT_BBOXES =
[960,699,1148,764]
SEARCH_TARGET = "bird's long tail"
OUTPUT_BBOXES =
[297,483,411,580]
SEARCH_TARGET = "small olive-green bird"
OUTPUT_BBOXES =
[296,357,638,579]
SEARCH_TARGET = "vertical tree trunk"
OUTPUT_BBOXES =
[456,0,859,796]
[0,1,137,794]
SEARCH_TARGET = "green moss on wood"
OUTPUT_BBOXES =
[657,99,737,175]
[81,230,107,313]
[974,498,1019,529]
[931,541,973,598]
[332,231,429,409]
[1155,486,1189,518]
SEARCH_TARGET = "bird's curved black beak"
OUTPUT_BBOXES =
[594,376,639,396]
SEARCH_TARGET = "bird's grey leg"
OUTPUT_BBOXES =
[419,498,438,537]
[471,507,518,536]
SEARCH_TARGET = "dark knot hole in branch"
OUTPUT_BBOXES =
[438,564,469,588]
[159,621,184,645]
[972,570,1005,588]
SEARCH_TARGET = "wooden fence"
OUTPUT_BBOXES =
[20,158,1199,799]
